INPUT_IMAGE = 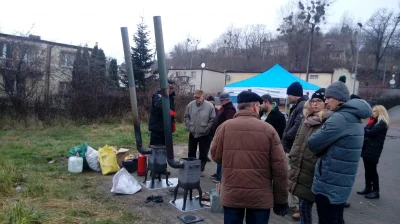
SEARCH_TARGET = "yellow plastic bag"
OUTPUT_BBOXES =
[98,145,120,175]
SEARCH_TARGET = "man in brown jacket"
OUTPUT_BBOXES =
[211,91,289,224]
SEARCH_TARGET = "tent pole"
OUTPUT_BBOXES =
[285,97,288,118]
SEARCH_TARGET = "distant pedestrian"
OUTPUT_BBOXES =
[209,92,236,183]
[357,105,390,199]
[184,90,216,177]
[260,94,286,139]
[282,81,308,220]
[148,79,176,145]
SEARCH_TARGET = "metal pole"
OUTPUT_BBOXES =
[305,24,315,82]
[120,27,148,153]
[383,55,388,86]
[153,16,182,168]
[200,69,203,89]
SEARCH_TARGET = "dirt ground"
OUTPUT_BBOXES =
[95,121,400,224]
[96,144,225,224]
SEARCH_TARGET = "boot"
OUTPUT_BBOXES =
[357,188,372,195]
[292,210,300,221]
[365,191,380,199]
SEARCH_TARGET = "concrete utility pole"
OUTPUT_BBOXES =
[353,23,363,95]
[305,23,315,82]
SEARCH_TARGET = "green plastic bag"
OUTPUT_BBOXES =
[69,143,88,158]
[69,143,89,170]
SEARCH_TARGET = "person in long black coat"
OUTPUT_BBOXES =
[357,105,390,199]
[148,80,176,145]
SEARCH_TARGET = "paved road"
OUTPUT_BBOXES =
[104,128,400,224]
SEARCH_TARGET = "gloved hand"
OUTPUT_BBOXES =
[172,121,176,133]
[170,110,176,117]
[367,116,375,126]
[273,203,288,216]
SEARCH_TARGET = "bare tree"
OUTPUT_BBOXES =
[364,8,400,75]
[0,34,48,116]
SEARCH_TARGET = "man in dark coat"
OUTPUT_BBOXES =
[260,94,286,139]
[148,79,176,145]
[209,92,237,182]
[281,81,307,219]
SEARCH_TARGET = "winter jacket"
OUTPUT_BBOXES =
[148,90,175,133]
[260,105,287,139]
[210,110,288,209]
[362,119,388,164]
[288,108,333,202]
[184,100,216,138]
[210,101,236,136]
[282,96,307,153]
[308,99,372,204]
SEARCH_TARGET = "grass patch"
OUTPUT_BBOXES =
[0,121,188,223]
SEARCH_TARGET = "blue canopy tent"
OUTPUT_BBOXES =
[224,64,320,102]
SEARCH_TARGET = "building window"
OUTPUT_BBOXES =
[190,85,195,93]
[0,44,6,58]
[23,50,36,62]
[60,52,75,67]
[0,43,11,59]
[191,71,196,78]
[179,76,189,82]
[310,75,319,79]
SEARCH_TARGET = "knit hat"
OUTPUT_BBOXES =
[237,91,263,104]
[287,82,303,97]
[311,88,326,101]
[206,95,215,101]
[219,92,230,101]
[325,81,350,102]
[350,94,361,99]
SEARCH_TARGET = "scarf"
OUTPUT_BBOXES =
[304,109,333,127]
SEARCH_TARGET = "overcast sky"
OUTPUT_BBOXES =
[0,0,398,64]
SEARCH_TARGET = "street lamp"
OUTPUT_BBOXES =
[353,22,363,95]
[200,63,205,90]
[390,74,396,88]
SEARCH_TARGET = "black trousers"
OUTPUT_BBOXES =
[363,158,379,191]
[188,133,210,171]
[150,131,165,146]
[315,194,345,224]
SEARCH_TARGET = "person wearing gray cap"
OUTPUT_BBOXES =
[307,81,372,224]
[209,92,237,183]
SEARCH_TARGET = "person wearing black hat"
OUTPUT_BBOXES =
[288,88,333,223]
[282,81,308,217]
[148,79,176,145]
[211,91,289,223]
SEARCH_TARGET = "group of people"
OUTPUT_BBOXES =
[148,79,390,224]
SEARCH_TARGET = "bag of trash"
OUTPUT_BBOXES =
[69,143,88,158]
[69,142,89,170]
[86,146,101,172]
[111,168,141,194]
[98,145,120,175]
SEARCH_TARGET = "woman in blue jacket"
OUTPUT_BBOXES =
[357,105,390,199]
